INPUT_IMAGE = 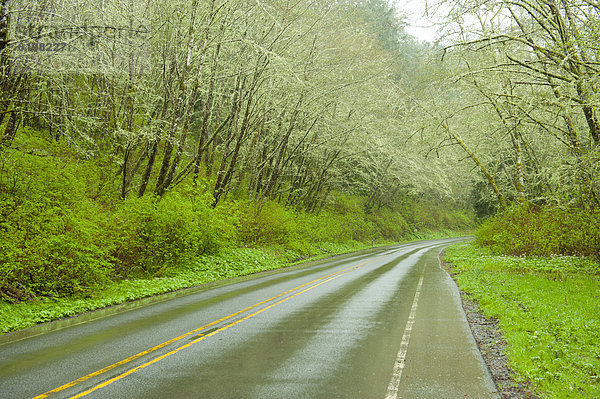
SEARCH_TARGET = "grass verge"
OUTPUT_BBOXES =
[0,230,470,335]
[0,240,380,334]
[444,242,600,398]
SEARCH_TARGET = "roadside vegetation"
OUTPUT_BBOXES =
[445,242,600,398]
[0,161,471,333]
[0,0,477,333]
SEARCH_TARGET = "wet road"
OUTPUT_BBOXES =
[0,238,499,398]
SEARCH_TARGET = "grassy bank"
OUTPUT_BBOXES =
[0,242,363,334]
[0,130,473,333]
[445,242,600,398]
[0,231,467,334]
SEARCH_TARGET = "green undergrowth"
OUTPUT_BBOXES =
[0,130,473,333]
[477,203,600,258]
[0,241,385,334]
[445,242,600,398]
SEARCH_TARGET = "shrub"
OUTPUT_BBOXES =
[236,200,297,246]
[369,208,409,241]
[0,151,113,300]
[107,191,220,277]
[477,204,600,258]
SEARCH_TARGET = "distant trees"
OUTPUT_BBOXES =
[11,0,597,216]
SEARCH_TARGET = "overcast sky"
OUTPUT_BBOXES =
[394,0,441,43]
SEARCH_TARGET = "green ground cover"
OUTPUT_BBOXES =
[0,130,473,334]
[445,242,600,398]
[0,243,360,333]
[0,231,462,334]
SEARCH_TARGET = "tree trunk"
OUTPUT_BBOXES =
[262,97,302,200]
[0,0,9,75]
[213,80,253,207]
[1,110,19,148]
[138,139,159,197]
[443,122,507,210]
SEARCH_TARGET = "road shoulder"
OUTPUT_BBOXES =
[440,251,539,399]
[394,247,499,398]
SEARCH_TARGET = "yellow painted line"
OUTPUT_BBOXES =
[32,259,375,399]
[69,265,366,398]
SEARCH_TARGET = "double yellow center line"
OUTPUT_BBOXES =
[33,258,376,399]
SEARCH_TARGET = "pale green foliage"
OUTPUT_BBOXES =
[2,0,472,206]
[429,0,600,209]
[0,0,477,305]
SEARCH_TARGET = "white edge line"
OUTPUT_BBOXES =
[384,270,425,399]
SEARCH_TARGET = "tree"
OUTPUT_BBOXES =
[435,0,600,208]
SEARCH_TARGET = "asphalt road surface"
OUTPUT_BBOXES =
[0,238,499,398]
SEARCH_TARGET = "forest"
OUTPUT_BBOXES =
[1,0,600,396]
[0,0,478,302]
[0,0,598,314]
